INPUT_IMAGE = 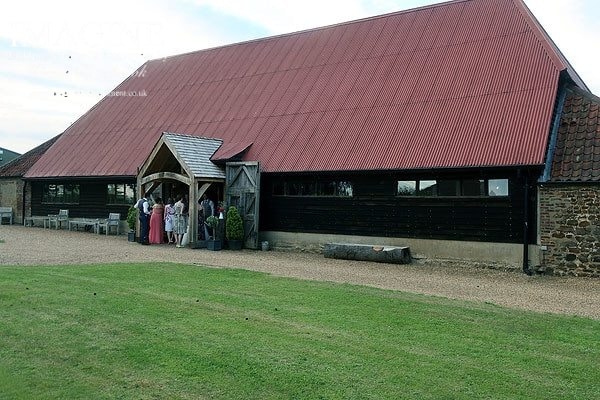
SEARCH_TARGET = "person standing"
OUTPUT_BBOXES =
[164,197,175,244]
[173,195,187,248]
[149,197,165,244]
[200,194,214,240]
[135,194,151,245]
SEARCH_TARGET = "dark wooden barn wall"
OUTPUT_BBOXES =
[260,171,538,244]
[30,180,135,220]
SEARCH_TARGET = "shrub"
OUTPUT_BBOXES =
[205,215,219,230]
[127,206,137,231]
[225,206,244,241]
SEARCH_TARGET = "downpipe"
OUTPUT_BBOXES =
[523,174,532,275]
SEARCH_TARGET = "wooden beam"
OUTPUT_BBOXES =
[140,172,191,186]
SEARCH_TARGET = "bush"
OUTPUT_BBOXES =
[205,215,219,230]
[225,206,244,241]
[127,206,137,231]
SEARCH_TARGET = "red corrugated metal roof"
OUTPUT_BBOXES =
[0,135,61,178]
[25,0,587,178]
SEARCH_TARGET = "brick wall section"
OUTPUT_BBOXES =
[539,185,600,277]
[0,178,25,223]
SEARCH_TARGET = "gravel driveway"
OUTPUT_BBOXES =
[1,225,599,320]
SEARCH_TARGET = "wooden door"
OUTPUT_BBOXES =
[225,162,260,249]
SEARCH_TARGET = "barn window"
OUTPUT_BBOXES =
[396,178,508,197]
[418,180,437,196]
[488,179,509,196]
[107,183,135,205]
[42,184,80,204]
[397,181,416,195]
[273,179,353,197]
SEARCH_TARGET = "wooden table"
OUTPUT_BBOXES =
[68,219,100,234]
[24,216,51,228]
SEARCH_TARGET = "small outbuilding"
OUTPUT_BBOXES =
[538,87,600,277]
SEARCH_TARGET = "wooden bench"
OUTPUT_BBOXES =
[68,218,100,234]
[24,216,51,228]
[0,207,13,225]
[97,213,121,235]
[48,209,69,230]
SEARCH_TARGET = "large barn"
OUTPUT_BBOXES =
[14,0,599,274]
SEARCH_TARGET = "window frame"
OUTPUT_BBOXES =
[42,183,80,204]
[396,178,510,198]
[272,179,354,198]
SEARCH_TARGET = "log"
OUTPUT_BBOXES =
[324,243,412,264]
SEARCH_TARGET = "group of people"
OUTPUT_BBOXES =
[135,195,189,247]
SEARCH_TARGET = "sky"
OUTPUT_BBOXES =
[1,0,598,155]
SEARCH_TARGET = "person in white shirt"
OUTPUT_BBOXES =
[135,194,151,244]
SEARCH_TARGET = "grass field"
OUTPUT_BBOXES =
[1,263,598,399]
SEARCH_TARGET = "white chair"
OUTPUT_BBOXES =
[98,213,120,235]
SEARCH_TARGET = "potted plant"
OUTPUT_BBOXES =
[225,206,244,250]
[205,215,221,251]
[127,206,137,242]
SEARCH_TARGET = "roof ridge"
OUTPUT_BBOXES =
[567,86,600,104]
[511,0,588,91]
[148,0,467,63]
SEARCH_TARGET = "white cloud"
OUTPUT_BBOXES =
[523,0,600,93]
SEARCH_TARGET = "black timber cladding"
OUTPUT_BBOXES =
[260,169,538,244]
[30,179,135,220]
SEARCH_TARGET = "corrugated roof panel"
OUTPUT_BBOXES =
[341,20,372,63]
[257,114,307,171]
[325,25,353,64]
[302,110,341,169]
[287,31,315,70]
[431,2,464,49]
[342,59,371,110]
[352,105,395,169]
[356,17,387,60]
[374,52,412,107]
[368,14,397,58]
[308,109,351,170]
[277,112,325,171]
[411,46,449,103]
[298,66,328,113]
[325,108,370,170]
[25,0,579,178]
[302,64,335,113]
[398,7,431,54]
[392,50,430,105]
[327,61,359,110]
[358,55,396,108]
[416,4,446,50]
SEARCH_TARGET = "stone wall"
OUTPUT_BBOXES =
[538,185,600,277]
[0,178,25,223]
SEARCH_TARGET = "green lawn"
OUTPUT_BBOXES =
[1,263,598,399]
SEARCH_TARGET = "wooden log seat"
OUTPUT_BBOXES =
[324,243,412,265]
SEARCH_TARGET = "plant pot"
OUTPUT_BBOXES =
[127,231,136,242]
[227,240,243,250]
[206,239,222,251]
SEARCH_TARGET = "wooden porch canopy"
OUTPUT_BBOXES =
[137,132,226,246]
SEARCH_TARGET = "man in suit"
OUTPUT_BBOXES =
[135,194,151,244]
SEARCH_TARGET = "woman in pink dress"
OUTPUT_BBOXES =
[149,197,165,244]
